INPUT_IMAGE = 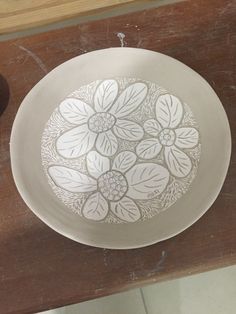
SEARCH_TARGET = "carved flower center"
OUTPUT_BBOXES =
[159,129,176,146]
[98,171,128,201]
[88,112,116,133]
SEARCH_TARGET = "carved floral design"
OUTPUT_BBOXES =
[56,80,147,158]
[136,94,199,177]
[48,151,169,222]
[41,78,201,223]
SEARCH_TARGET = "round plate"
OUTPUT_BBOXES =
[10,48,231,249]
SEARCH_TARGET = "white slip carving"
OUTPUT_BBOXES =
[110,197,141,222]
[136,138,162,159]
[95,129,118,156]
[175,127,199,149]
[83,192,109,221]
[86,151,110,179]
[164,146,192,178]
[48,150,169,222]
[138,93,200,178]
[56,80,148,158]
[126,163,169,200]
[143,119,162,136]
[84,151,169,221]
[42,78,201,224]
[57,124,96,158]
[109,82,148,118]
[59,98,94,125]
[113,119,144,141]
[156,94,183,128]
[48,166,97,193]
[94,79,118,112]
[112,151,137,173]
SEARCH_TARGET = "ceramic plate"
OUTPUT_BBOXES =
[10,48,231,249]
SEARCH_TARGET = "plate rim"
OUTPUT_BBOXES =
[10,47,232,249]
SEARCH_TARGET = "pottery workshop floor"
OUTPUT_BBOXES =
[41,265,236,314]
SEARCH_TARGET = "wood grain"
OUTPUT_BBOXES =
[0,0,236,313]
[0,0,149,34]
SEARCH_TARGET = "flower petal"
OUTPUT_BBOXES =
[96,130,118,156]
[126,163,169,199]
[144,119,162,136]
[59,98,94,125]
[109,82,148,118]
[56,124,96,158]
[48,166,97,193]
[113,119,144,141]
[156,94,183,128]
[94,80,118,112]
[87,151,110,179]
[136,138,162,159]
[83,192,109,221]
[175,127,199,149]
[110,197,141,222]
[112,151,137,173]
[164,146,192,177]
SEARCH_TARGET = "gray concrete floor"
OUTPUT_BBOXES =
[41,265,236,314]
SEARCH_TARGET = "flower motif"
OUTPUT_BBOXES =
[136,94,199,178]
[48,151,170,222]
[56,80,147,158]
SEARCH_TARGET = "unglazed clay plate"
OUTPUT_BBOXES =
[10,48,231,249]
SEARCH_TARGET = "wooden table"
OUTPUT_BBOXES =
[0,0,236,313]
[0,0,145,34]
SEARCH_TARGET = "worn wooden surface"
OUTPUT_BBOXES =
[0,0,151,34]
[0,0,236,313]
